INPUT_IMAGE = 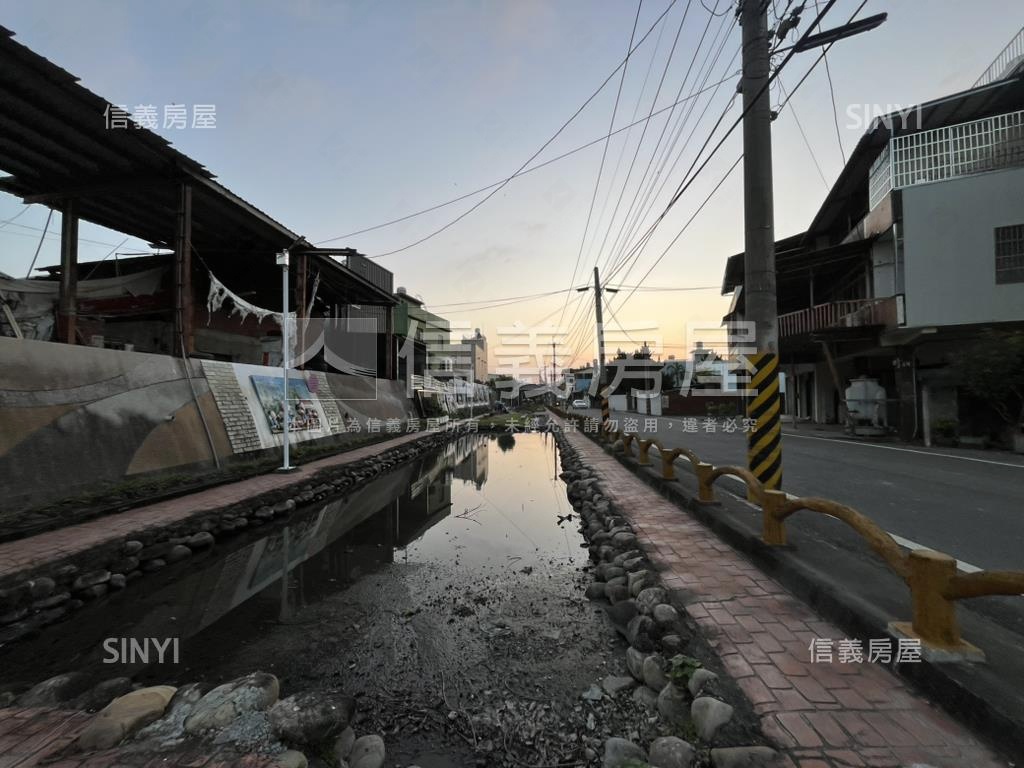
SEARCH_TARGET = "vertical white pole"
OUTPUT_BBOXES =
[277,250,293,471]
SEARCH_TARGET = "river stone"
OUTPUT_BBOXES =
[349,734,385,768]
[109,574,127,590]
[650,736,695,768]
[692,697,734,741]
[274,499,297,515]
[612,549,641,566]
[653,603,680,626]
[605,598,638,628]
[625,647,645,681]
[122,540,144,555]
[334,725,356,760]
[111,557,140,574]
[622,556,645,572]
[32,592,70,610]
[76,686,177,751]
[166,545,192,564]
[72,570,110,592]
[135,682,209,742]
[273,750,308,768]
[606,575,627,588]
[80,584,109,599]
[585,582,607,600]
[628,570,651,596]
[184,672,279,734]
[187,532,215,549]
[599,565,625,581]
[661,634,684,654]
[139,542,175,560]
[688,669,718,698]
[268,691,355,744]
[142,558,166,572]
[19,672,89,706]
[74,677,134,711]
[611,532,637,548]
[631,685,658,712]
[28,577,56,600]
[710,746,780,767]
[604,583,630,604]
[603,736,645,767]
[657,683,690,727]
[601,676,636,696]
[626,615,656,651]
[636,587,667,614]
[642,654,668,691]
[598,545,616,562]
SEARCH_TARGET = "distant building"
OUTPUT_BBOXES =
[462,328,488,383]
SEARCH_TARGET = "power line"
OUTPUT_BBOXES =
[814,0,847,166]
[310,72,738,248]
[355,0,681,259]
[776,76,830,190]
[605,0,842,290]
[601,5,738,278]
[0,206,33,231]
[592,0,702,276]
[24,209,54,277]
[559,0,644,334]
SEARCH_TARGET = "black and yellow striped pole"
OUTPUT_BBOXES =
[747,352,782,495]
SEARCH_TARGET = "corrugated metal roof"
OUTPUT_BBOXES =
[0,25,301,258]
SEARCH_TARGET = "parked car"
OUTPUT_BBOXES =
[571,399,590,409]
[493,402,509,413]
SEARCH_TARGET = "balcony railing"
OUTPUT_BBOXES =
[778,297,898,338]
[974,25,1024,88]
[868,109,1024,209]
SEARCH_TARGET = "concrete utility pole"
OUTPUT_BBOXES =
[551,339,557,397]
[591,266,612,433]
[740,0,783,491]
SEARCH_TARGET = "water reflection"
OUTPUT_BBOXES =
[0,433,574,691]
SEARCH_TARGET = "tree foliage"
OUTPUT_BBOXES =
[949,330,1024,428]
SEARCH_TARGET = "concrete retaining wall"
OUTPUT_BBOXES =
[0,338,416,512]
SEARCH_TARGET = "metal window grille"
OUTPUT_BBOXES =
[890,110,1024,191]
[868,145,892,209]
[995,224,1024,285]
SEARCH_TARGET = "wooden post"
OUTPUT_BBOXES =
[58,198,78,344]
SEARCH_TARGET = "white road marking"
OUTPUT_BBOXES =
[784,432,1024,469]
[887,533,983,574]
[709,469,985,573]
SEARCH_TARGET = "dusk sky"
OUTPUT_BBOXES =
[1,0,1021,372]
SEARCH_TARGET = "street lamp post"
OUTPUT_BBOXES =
[277,250,296,473]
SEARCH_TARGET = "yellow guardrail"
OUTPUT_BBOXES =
[577,417,1024,659]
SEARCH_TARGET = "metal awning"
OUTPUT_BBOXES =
[0,25,300,258]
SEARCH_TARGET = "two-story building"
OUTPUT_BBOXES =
[722,31,1024,443]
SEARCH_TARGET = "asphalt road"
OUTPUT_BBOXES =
[575,408,1024,572]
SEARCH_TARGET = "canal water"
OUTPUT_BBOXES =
[1,432,633,765]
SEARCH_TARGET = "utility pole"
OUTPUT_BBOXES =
[551,339,557,398]
[276,250,296,473]
[740,0,782,492]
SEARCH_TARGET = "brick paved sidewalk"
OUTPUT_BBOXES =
[561,425,1007,768]
[0,429,431,581]
[0,706,277,767]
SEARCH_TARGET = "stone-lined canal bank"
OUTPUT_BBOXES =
[0,425,470,646]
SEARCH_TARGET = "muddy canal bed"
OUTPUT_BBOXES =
[1,433,659,766]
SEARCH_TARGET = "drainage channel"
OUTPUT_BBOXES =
[1,432,639,766]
